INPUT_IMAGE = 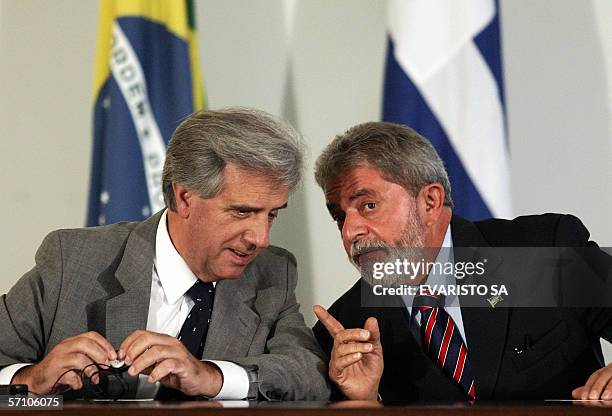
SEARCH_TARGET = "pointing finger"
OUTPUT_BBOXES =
[314,305,345,337]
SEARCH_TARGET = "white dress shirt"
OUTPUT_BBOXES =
[0,210,249,400]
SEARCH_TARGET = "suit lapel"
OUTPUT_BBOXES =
[203,268,260,360]
[88,210,261,356]
[91,213,160,349]
[451,215,508,399]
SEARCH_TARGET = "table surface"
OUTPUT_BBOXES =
[2,400,612,416]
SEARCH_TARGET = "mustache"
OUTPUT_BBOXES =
[350,240,390,265]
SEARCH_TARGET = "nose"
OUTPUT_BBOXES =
[342,210,368,248]
[242,217,271,250]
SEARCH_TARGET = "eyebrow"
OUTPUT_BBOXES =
[228,203,288,212]
[349,188,374,201]
[325,188,374,212]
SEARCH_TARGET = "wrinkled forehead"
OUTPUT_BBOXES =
[324,165,388,204]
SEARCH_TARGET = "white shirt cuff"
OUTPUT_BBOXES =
[0,363,32,384]
[204,360,249,400]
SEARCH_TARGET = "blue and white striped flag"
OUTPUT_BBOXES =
[383,0,511,220]
[87,0,204,226]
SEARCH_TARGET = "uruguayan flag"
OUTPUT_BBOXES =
[87,0,204,226]
[383,0,511,220]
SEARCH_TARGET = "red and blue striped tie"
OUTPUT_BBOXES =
[414,293,476,400]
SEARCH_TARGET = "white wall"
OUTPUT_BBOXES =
[502,0,612,243]
[594,0,612,138]
[0,0,611,357]
[0,0,96,290]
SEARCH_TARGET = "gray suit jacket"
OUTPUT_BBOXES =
[0,212,330,400]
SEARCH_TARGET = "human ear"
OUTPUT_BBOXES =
[416,183,445,226]
[172,182,194,218]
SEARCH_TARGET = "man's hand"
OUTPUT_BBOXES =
[572,363,612,401]
[313,305,383,401]
[12,331,116,394]
[118,330,222,397]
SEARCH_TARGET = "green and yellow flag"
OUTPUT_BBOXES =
[88,0,204,226]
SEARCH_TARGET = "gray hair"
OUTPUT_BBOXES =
[163,107,304,210]
[314,121,453,207]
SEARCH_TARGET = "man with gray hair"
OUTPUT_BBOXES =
[0,108,329,401]
[312,121,612,402]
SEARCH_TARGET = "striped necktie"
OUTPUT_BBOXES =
[413,293,475,400]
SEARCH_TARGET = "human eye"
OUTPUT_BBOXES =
[234,208,250,218]
[363,201,377,211]
[268,211,279,222]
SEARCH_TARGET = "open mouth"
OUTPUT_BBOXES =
[227,248,255,265]
[229,248,249,258]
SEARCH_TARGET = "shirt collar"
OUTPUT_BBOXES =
[427,223,454,286]
[154,209,198,305]
[402,223,455,310]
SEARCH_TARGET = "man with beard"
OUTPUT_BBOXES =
[312,121,612,402]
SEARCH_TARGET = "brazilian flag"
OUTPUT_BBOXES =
[87,0,204,226]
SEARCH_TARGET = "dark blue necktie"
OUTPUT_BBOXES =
[178,281,215,359]
[156,281,214,401]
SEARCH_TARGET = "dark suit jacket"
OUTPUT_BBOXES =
[0,212,330,400]
[313,214,612,401]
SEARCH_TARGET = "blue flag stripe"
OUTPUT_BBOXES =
[382,37,493,220]
[383,1,511,220]
[88,16,197,226]
[473,1,506,119]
